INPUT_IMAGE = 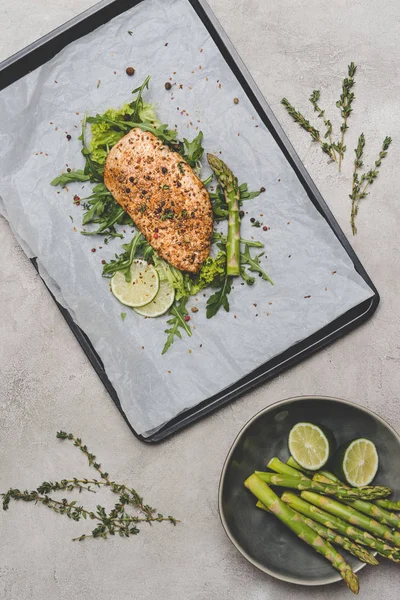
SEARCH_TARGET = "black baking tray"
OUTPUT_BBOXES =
[1,0,379,442]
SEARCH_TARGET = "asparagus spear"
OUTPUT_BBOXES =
[314,472,400,530]
[244,475,359,593]
[375,499,400,511]
[287,456,312,474]
[282,492,400,562]
[254,471,391,500]
[267,457,309,479]
[256,500,378,565]
[301,491,400,547]
[317,470,400,515]
[207,154,240,276]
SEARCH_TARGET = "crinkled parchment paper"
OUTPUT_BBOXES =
[0,0,374,437]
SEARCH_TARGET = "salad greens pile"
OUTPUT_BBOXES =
[51,75,273,354]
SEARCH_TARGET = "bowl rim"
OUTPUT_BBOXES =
[218,394,400,587]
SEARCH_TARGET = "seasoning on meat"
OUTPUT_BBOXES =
[104,128,213,273]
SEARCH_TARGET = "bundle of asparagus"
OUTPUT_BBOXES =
[244,456,400,595]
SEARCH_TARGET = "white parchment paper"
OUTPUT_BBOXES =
[0,0,374,437]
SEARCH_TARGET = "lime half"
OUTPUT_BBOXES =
[340,438,379,487]
[288,422,333,471]
[111,259,159,308]
[134,280,175,317]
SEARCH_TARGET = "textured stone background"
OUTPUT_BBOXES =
[1,1,400,598]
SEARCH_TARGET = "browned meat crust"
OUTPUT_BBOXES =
[104,128,213,273]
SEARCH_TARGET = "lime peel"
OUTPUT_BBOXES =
[288,422,333,471]
[134,280,175,317]
[111,259,159,307]
[342,438,379,487]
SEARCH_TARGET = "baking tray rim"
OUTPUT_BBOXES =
[0,0,380,442]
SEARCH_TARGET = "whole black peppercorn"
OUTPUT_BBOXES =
[66,134,71,141]
[260,186,266,193]
[165,82,172,90]
[250,217,255,223]
[126,67,135,76]
[239,210,244,218]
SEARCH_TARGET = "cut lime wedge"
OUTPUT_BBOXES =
[134,280,175,317]
[340,438,379,487]
[111,259,159,308]
[288,422,333,471]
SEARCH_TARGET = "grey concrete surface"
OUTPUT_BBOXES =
[1,1,400,598]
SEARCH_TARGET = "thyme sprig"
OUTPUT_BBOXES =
[336,62,357,171]
[2,431,178,541]
[281,63,357,170]
[281,98,336,162]
[349,134,392,235]
[309,90,337,164]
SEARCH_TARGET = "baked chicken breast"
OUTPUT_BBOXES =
[104,128,213,273]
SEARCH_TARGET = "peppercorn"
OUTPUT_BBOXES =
[233,97,239,104]
[250,217,255,223]
[162,167,168,174]
[126,67,135,76]
[260,186,266,193]
[165,82,172,90]
[184,315,191,322]
[91,248,96,253]
[101,259,106,264]
[66,134,71,141]
[129,176,135,183]
[66,167,71,172]
[239,210,244,218]
[263,226,268,231]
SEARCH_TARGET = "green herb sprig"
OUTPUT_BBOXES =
[281,63,357,170]
[2,432,178,542]
[206,276,232,318]
[162,297,192,354]
[336,62,357,171]
[350,134,392,235]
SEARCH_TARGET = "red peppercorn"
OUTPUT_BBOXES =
[263,226,268,231]
[91,248,96,253]
[101,259,106,264]
[154,233,159,239]
[184,315,190,322]
[126,67,135,76]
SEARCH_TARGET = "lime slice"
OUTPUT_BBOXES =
[111,259,159,308]
[339,438,379,487]
[134,280,175,317]
[288,422,333,471]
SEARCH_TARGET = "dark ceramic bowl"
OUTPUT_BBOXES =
[218,395,400,587]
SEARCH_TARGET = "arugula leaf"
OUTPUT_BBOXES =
[78,114,104,182]
[162,297,192,354]
[239,267,255,285]
[180,131,204,170]
[240,244,274,285]
[209,181,261,220]
[50,170,90,187]
[206,276,232,319]
[239,183,262,202]
[87,115,178,146]
[102,233,144,281]
[130,75,151,122]
[202,174,214,187]
[209,185,228,221]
